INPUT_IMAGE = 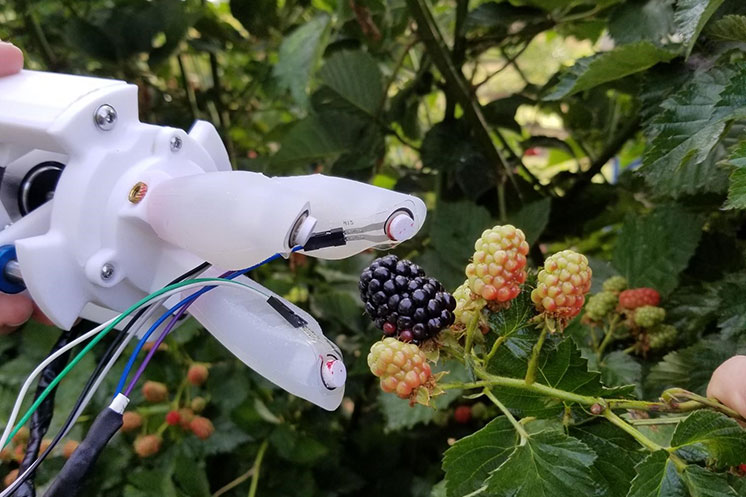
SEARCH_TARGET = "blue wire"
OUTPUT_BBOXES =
[114,249,298,397]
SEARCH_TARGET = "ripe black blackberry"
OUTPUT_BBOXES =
[360,255,456,343]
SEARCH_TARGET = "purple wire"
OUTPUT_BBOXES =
[123,270,231,396]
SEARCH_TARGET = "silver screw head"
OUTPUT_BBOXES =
[169,136,183,152]
[94,105,117,131]
[100,263,115,280]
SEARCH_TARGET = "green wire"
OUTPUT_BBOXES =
[2,277,249,448]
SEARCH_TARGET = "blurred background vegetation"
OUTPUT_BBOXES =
[3,0,746,495]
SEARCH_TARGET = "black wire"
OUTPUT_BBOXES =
[7,262,211,496]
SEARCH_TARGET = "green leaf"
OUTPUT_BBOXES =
[270,112,368,170]
[714,272,746,338]
[485,431,598,497]
[572,422,644,497]
[545,42,676,100]
[725,141,746,209]
[506,197,551,245]
[627,451,686,497]
[665,284,721,339]
[641,66,735,197]
[420,120,496,198]
[671,411,746,467]
[674,0,726,58]
[488,288,534,340]
[682,465,739,497]
[318,50,384,118]
[647,339,742,394]
[612,205,703,297]
[482,94,535,133]
[423,200,492,290]
[708,15,746,42]
[273,15,331,108]
[600,351,642,398]
[607,0,675,46]
[442,417,517,497]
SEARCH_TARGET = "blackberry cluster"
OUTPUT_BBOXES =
[360,255,456,343]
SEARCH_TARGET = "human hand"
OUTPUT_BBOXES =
[0,40,23,77]
[706,355,746,418]
[0,40,35,334]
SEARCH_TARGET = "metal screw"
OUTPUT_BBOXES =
[94,105,117,131]
[170,136,183,152]
[100,263,115,280]
[128,182,148,204]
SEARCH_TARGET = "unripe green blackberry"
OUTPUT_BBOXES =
[602,276,628,293]
[531,250,592,321]
[584,291,617,321]
[634,306,666,328]
[367,338,432,399]
[453,280,486,327]
[465,225,529,303]
[648,324,677,350]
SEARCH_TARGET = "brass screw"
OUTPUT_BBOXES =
[128,182,148,204]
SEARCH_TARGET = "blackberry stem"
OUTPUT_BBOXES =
[483,388,529,443]
[524,323,548,385]
[463,312,480,360]
[484,334,509,362]
[602,409,664,452]
[596,314,620,360]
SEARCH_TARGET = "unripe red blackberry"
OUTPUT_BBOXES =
[359,255,456,343]
[602,276,627,293]
[39,438,52,455]
[121,411,143,432]
[454,405,472,424]
[133,435,161,458]
[62,440,79,459]
[165,410,181,426]
[12,444,24,463]
[189,416,214,440]
[367,338,432,399]
[187,363,209,386]
[0,448,12,463]
[634,306,666,328]
[584,291,617,321]
[178,408,195,430]
[465,225,529,302]
[531,250,592,321]
[452,280,486,327]
[142,381,168,403]
[619,288,660,310]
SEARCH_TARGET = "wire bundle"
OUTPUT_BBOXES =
[0,250,296,497]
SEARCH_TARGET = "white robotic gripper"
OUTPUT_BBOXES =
[0,70,427,411]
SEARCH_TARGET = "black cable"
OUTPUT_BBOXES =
[12,323,87,497]
[6,262,211,496]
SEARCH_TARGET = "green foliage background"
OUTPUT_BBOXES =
[2,0,746,495]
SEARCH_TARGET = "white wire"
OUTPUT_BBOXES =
[0,278,258,452]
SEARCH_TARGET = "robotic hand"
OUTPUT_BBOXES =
[0,69,426,411]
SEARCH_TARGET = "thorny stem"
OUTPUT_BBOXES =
[662,388,745,421]
[524,326,547,385]
[484,388,529,443]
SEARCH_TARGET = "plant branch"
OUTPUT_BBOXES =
[485,334,509,362]
[213,468,255,497]
[406,0,520,195]
[602,409,664,452]
[484,388,529,442]
[596,315,620,360]
[248,440,269,497]
[662,388,746,422]
[474,44,530,90]
[627,416,690,426]
[524,327,547,385]
[445,0,469,120]
[566,117,640,197]
[463,312,480,360]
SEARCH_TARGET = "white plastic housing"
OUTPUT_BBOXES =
[185,270,345,411]
[145,171,311,269]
